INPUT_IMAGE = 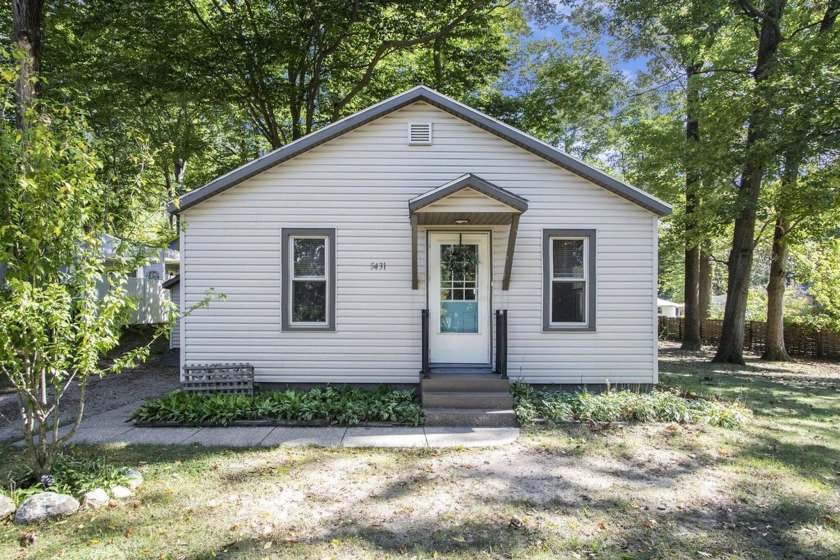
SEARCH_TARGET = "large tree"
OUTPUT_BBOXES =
[761,0,839,360]
[713,0,787,365]
[177,0,516,148]
[599,0,741,352]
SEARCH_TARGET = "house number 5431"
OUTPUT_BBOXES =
[370,262,386,270]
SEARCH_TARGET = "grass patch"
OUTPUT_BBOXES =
[512,383,752,428]
[2,344,837,559]
[131,385,424,426]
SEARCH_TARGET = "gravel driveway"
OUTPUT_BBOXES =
[0,348,180,442]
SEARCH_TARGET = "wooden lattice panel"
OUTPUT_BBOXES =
[182,363,254,395]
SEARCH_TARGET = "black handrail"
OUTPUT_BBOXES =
[420,309,430,379]
[495,309,508,379]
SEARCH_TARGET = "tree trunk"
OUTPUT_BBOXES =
[681,62,702,351]
[763,215,790,361]
[699,244,713,321]
[762,0,838,361]
[713,0,786,365]
[12,0,45,125]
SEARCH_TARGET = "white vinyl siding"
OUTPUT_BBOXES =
[169,285,181,350]
[180,102,659,385]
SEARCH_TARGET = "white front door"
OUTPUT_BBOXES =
[429,232,491,364]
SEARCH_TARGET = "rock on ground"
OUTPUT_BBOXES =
[14,492,79,524]
[124,469,143,490]
[111,485,132,499]
[82,488,110,509]
[0,494,15,519]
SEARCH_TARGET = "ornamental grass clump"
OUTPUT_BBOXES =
[511,383,750,428]
[132,386,424,427]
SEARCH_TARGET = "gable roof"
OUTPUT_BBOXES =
[168,86,671,216]
[162,274,180,289]
[409,173,529,213]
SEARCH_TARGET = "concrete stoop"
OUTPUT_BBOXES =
[421,373,518,428]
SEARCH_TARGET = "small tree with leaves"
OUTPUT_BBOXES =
[0,64,165,477]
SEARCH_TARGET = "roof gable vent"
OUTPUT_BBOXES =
[408,122,432,145]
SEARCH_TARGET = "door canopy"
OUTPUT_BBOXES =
[409,174,528,290]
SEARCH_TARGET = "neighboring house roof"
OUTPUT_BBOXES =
[162,275,180,289]
[657,298,684,308]
[168,86,672,217]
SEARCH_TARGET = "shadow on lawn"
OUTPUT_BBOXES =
[178,469,840,560]
[3,433,839,559]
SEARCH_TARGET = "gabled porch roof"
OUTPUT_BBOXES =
[409,173,529,216]
[409,174,527,291]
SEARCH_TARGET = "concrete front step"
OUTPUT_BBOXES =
[429,366,495,375]
[424,408,518,428]
[422,374,510,393]
[422,391,513,409]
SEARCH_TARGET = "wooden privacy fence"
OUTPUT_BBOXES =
[659,317,840,360]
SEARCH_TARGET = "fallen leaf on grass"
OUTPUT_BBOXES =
[19,531,37,547]
[263,541,272,549]
[643,519,658,529]
[717,449,730,458]
[597,522,607,531]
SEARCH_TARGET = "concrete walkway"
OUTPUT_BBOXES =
[13,401,520,449]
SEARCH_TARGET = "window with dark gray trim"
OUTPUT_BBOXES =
[282,228,335,331]
[542,229,596,331]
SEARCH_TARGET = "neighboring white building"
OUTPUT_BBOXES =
[168,87,671,387]
[99,235,179,325]
[657,298,684,318]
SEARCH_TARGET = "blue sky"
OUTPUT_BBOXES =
[527,3,651,79]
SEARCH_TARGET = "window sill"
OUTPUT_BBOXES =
[282,326,336,332]
[542,326,596,333]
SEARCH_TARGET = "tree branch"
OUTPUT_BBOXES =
[736,0,783,40]
[331,0,490,119]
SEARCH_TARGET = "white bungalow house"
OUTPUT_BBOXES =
[657,298,684,318]
[167,87,670,422]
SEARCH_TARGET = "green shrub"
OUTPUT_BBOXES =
[511,383,750,429]
[132,386,424,427]
[4,452,131,506]
[50,454,131,496]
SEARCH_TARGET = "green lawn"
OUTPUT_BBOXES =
[1,343,839,559]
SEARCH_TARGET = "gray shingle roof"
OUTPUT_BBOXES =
[168,86,671,217]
